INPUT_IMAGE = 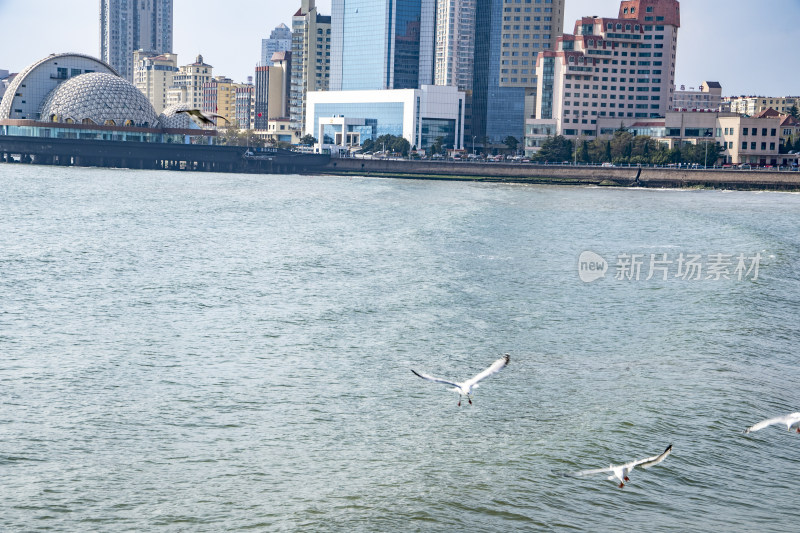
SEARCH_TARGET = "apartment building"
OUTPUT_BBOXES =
[435,0,476,92]
[254,51,292,131]
[725,95,800,116]
[100,0,173,81]
[527,0,680,145]
[290,0,331,131]
[167,55,213,109]
[235,84,254,130]
[133,51,178,114]
[202,76,249,127]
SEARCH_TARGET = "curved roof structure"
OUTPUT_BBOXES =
[40,72,159,128]
[158,102,201,130]
[0,53,117,121]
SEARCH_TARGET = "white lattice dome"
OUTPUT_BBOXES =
[158,102,200,130]
[39,72,159,128]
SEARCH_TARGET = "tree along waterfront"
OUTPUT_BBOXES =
[534,130,723,166]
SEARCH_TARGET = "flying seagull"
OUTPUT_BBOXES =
[411,354,509,406]
[558,445,673,489]
[176,109,229,126]
[744,412,800,434]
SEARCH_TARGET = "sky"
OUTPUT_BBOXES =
[0,0,798,96]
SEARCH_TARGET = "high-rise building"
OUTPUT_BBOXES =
[133,50,178,114]
[100,0,173,81]
[330,0,435,91]
[235,84,254,130]
[527,0,681,143]
[290,0,331,131]
[268,52,292,120]
[435,0,476,92]
[254,51,293,131]
[261,23,293,67]
[254,66,270,130]
[167,55,213,108]
[499,0,564,89]
[470,0,565,145]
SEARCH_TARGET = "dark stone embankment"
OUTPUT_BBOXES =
[323,158,800,191]
[0,135,330,174]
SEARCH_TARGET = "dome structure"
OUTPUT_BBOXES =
[39,72,159,128]
[158,102,201,130]
[0,53,117,121]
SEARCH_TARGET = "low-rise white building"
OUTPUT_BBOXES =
[525,110,782,166]
[673,81,723,111]
[725,95,800,116]
[305,85,465,152]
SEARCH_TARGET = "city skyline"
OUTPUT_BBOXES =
[0,0,798,96]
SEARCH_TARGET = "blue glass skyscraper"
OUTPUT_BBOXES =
[472,0,525,144]
[331,0,435,91]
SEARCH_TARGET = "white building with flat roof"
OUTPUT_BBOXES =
[306,85,465,152]
[673,81,722,111]
[724,95,800,116]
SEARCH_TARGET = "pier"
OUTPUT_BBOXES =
[0,135,330,175]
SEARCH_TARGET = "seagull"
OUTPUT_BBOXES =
[744,412,800,434]
[559,444,673,489]
[176,109,229,126]
[411,354,510,406]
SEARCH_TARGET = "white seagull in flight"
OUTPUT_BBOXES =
[559,445,673,488]
[411,354,510,406]
[744,412,800,434]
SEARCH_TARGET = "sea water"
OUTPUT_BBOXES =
[1,164,799,531]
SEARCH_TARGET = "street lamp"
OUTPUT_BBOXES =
[473,136,477,156]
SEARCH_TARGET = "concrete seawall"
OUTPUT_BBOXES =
[323,158,800,190]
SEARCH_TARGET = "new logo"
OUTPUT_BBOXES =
[578,251,608,283]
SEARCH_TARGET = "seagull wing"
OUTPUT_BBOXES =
[176,109,210,125]
[175,109,228,125]
[411,369,459,389]
[558,466,615,478]
[633,444,673,469]
[206,112,230,123]
[745,416,789,433]
[463,354,510,389]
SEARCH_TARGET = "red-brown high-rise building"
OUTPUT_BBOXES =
[528,0,680,142]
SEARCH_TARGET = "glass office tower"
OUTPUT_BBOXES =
[331,0,434,91]
[472,0,525,144]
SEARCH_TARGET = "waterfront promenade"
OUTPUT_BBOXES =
[2,134,800,190]
[324,157,800,191]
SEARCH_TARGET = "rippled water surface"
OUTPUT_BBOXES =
[1,164,799,532]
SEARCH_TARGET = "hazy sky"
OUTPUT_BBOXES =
[0,0,797,96]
